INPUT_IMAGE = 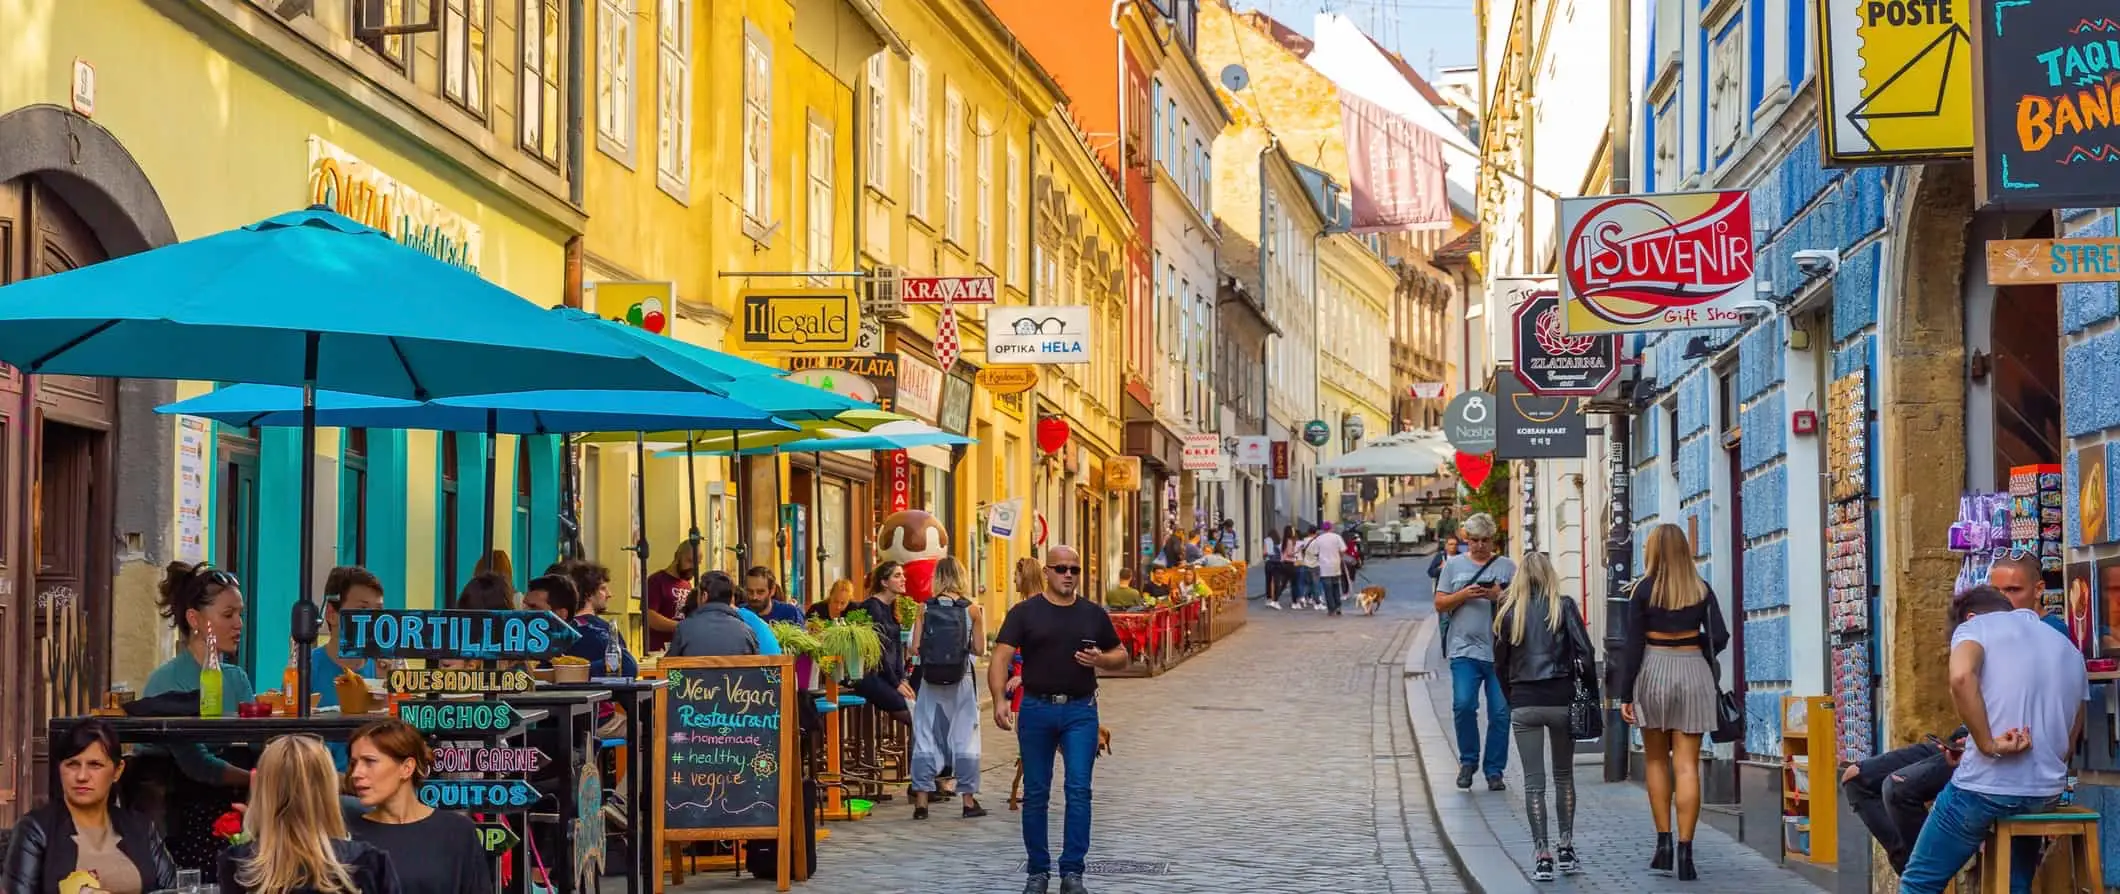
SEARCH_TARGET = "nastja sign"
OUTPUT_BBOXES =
[1556,190,1758,334]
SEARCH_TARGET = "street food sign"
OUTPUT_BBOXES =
[421,779,539,810]
[901,276,997,304]
[1513,291,1620,396]
[339,609,580,661]
[399,699,522,734]
[387,666,535,695]
[733,289,860,352]
[1817,0,1975,164]
[1986,238,2120,285]
[1558,190,1757,334]
[1971,0,2120,209]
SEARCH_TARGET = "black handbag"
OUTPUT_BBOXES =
[1560,603,1604,740]
[1701,594,1744,744]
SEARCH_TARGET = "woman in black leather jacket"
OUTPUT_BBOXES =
[1491,552,1594,884]
[3,719,177,894]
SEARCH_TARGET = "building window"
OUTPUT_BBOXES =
[595,0,635,159]
[975,119,994,267]
[1653,95,1680,191]
[358,0,411,69]
[340,428,369,566]
[742,24,773,227]
[1193,138,1210,215]
[908,58,930,220]
[654,0,692,195]
[943,89,964,245]
[866,54,889,190]
[521,0,563,167]
[440,0,488,116]
[807,115,834,273]
[1005,143,1023,285]
[1151,79,1166,163]
[439,435,462,601]
[1707,18,1745,163]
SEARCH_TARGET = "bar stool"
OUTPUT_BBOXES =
[1980,808,2102,894]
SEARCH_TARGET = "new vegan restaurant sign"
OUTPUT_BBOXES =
[1971,0,2120,209]
[1557,190,1758,334]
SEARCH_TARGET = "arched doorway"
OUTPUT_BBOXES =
[0,104,175,817]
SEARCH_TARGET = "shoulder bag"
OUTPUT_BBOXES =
[1559,599,1605,741]
[1699,590,1744,745]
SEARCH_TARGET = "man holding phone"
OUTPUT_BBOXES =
[1434,513,1516,791]
[991,545,1127,894]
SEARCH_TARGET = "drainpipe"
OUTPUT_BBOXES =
[566,0,585,207]
[560,0,586,560]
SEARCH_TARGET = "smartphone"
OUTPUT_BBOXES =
[1079,638,1101,651]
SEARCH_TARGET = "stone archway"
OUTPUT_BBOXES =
[1877,163,1977,747]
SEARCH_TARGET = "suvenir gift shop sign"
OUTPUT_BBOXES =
[1971,1,2120,209]
[308,136,482,272]
[1557,190,1757,334]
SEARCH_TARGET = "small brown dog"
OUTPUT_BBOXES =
[1358,586,1388,615]
[1009,726,1113,811]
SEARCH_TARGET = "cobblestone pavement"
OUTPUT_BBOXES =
[678,556,1470,893]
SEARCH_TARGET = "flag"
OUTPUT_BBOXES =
[1339,91,1450,233]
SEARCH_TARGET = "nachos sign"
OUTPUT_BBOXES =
[1557,189,1758,334]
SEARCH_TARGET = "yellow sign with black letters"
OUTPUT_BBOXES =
[732,289,861,353]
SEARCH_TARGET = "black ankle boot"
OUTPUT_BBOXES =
[1649,833,1673,873]
[1676,841,1697,880]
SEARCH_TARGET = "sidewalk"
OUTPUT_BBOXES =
[1402,615,1824,893]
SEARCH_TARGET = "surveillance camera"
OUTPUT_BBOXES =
[1792,249,1839,277]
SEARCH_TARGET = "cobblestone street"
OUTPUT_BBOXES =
[678,555,1469,893]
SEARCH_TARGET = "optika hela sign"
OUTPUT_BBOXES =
[1556,190,1758,334]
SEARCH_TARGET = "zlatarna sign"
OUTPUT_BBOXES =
[1557,190,1757,334]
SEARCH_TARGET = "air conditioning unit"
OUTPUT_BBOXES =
[864,265,909,321]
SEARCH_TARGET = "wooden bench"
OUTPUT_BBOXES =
[1981,808,2102,894]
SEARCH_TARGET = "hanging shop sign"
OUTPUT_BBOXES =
[939,374,974,435]
[992,389,1026,420]
[1971,0,2120,209]
[1234,435,1272,466]
[987,305,1092,364]
[886,450,913,514]
[1302,420,1332,447]
[1817,0,1975,165]
[337,609,580,661]
[1512,291,1621,396]
[1987,238,2120,285]
[1411,382,1447,400]
[732,289,861,353]
[1197,456,1233,482]
[988,499,1022,538]
[1104,456,1142,491]
[901,275,998,304]
[307,137,482,272]
[895,354,944,422]
[1495,376,1588,460]
[589,281,673,334]
[1182,433,1222,470]
[1557,190,1757,334]
[1270,440,1291,479]
[1494,277,1555,357]
[786,353,899,412]
[976,365,1040,394]
[1442,390,1499,454]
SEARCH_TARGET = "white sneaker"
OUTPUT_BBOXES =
[1314,602,1327,612]
[1267,601,1282,610]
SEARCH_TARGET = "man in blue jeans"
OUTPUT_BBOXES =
[991,546,1128,894]
[1432,513,1515,790]
[1897,585,2089,894]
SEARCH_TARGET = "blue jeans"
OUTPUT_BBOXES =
[1897,783,2055,894]
[1450,657,1511,777]
[1017,696,1101,876]
[1321,575,1345,613]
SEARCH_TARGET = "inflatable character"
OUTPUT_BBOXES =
[876,509,950,603]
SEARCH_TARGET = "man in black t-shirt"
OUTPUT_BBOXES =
[990,545,1126,894]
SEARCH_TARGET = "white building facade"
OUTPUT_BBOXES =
[1150,48,1231,535]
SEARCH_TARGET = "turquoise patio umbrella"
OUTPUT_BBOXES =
[0,207,706,715]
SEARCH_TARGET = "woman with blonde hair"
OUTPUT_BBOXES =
[1617,524,1730,881]
[809,578,860,621]
[908,557,988,819]
[1491,552,1594,881]
[217,736,398,894]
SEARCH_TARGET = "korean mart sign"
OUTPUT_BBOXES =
[1970,0,2120,209]
[1558,190,1757,334]
[1817,0,1974,164]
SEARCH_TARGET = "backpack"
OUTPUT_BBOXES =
[918,597,973,685]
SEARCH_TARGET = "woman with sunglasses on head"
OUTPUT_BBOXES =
[3,719,178,894]
[342,721,489,894]
[218,736,398,894]
[144,562,255,871]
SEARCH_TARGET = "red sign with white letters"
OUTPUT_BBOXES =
[886,450,913,513]
[1557,189,1757,334]
[900,276,996,304]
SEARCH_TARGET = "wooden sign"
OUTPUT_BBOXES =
[338,609,580,661]
[398,699,520,734]
[1986,238,2120,286]
[656,655,802,892]
[1103,456,1141,492]
[473,821,520,855]
[387,666,535,695]
[419,778,540,810]
[433,745,546,774]
[975,365,1039,394]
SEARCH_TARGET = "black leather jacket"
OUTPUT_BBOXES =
[4,803,178,894]
[1492,594,1593,695]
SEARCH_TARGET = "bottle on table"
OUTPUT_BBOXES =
[199,632,224,718]
[604,638,621,675]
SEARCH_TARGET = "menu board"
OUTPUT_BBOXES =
[655,655,798,853]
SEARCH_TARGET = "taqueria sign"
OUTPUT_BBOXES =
[1972,0,2120,208]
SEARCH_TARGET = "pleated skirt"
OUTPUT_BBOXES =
[1634,645,1717,734]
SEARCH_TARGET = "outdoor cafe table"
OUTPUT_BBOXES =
[537,678,665,894]
[495,689,611,894]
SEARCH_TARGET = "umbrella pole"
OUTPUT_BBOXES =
[731,430,745,570]
[811,463,822,607]
[685,431,701,592]
[634,431,650,638]
[482,409,498,562]
[292,333,323,718]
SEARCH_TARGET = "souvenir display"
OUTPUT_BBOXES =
[1832,641,1874,762]
[1828,500,1870,635]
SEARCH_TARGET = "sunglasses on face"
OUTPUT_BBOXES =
[1047,565,1081,575]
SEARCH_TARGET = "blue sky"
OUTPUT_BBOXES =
[1238,0,1479,79]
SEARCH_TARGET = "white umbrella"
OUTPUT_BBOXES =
[1319,432,1452,478]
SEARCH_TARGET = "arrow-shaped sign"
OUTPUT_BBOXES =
[387,667,536,695]
[433,745,548,774]
[338,609,581,661]
[418,779,541,810]
[397,700,519,734]
[473,821,521,855]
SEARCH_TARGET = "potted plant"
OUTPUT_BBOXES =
[770,622,828,690]
[818,610,883,682]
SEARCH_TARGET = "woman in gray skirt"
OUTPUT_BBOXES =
[1491,552,1595,882]
[1617,524,1730,881]
[908,556,989,819]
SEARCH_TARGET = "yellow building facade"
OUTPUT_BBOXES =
[1317,232,1398,521]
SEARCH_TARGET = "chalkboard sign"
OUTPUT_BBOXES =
[654,656,800,888]
[338,609,580,661]
[1971,0,2120,209]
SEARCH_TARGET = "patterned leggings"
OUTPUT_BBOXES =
[1512,705,1577,854]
